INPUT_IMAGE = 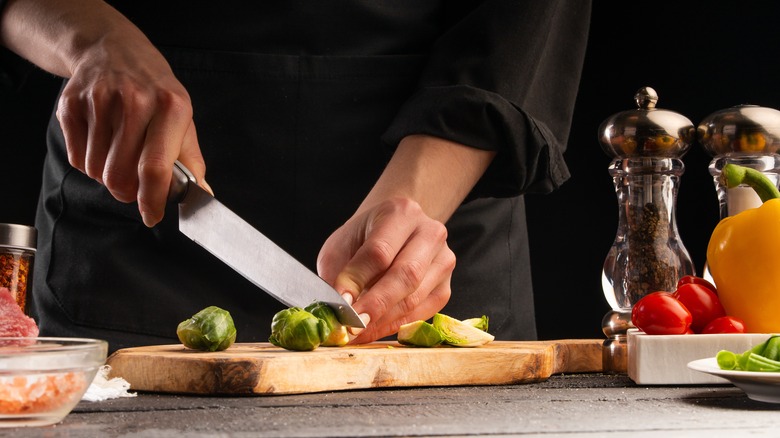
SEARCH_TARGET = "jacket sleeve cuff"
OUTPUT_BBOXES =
[381,84,571,198]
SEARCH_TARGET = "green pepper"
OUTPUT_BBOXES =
[177,306,237,352]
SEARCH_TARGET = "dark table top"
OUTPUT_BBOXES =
[6,373,780,437]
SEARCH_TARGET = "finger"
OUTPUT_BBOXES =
[136,92,194,227]
[350,218,449,323]
[350,257,453,344]
[82,86,115,184]
[56,88,89,173]
[331,200,423,301]
[103,89,156,203]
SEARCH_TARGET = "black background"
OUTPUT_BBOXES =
[2,2,778,340]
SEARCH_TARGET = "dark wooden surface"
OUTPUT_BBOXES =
[7,373,780,437]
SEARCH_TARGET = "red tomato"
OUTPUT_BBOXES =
[631,291,692,335]
[702,316,747,334]
[676,275,717,295]
[672,283,726,333]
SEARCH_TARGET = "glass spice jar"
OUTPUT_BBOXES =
[598,87,696,373]
[0,224,37,314]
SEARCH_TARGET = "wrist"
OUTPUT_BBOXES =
[359,134,495,222]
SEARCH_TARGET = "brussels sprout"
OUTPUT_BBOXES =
[432,313,494,347]
[397,320,444,347]
[304,302,349,347]
[462,315,489,332]
[177,306,237,352]
[269,307,330,351]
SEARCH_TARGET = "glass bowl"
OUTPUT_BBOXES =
[0,337,108,428]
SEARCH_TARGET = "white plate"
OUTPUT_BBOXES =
[688,357,780,403]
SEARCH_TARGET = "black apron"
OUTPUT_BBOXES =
[30,5,539,352]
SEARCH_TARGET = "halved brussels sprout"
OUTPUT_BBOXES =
[177,305,237,352]
[432,313,495,347]
[304,302,349,347]
[269,307,330,351]
[462,315,489,332]
[397,320,444,347]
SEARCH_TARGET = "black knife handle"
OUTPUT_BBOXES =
[168,161,197,203]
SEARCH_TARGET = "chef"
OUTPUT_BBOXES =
[0,0,591,352]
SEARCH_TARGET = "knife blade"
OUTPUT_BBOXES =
[168,161,365,328]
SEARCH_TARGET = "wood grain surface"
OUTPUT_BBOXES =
[106,339,603,395]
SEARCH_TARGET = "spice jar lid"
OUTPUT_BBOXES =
[697,104,780,156]
[598,86,695,159]
[0,223,37,252]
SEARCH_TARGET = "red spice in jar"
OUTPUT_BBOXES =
[0,252,31,313]
[0,223,36,314]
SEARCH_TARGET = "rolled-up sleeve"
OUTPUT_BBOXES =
[382,0,591,197]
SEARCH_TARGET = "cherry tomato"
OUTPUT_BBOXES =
[631,291,692,335]
[672,283,726,333]
[676,275,717,295]
[701,316,747,334]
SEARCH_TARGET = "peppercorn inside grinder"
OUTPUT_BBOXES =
[698,104,780,219]
[0,223,37,314]
[598,87,696,373]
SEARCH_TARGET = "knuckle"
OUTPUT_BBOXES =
[395,259,425,292]
[428,220,448,242]
[103,168,138,196]
[156,88,192,117]
[397,291,423,319]
[441,247,457,271]
[365,291,393,322]
[138,156,170,183]
[362,239,395,271]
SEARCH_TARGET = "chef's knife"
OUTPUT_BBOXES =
[167,161,365,328]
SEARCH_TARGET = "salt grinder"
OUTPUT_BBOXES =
[598,87,696,373]
[698,105,780,219]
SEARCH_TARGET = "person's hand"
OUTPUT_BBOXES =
[56,31,206,227]
[0,0,208,227]
[317,197,455,343]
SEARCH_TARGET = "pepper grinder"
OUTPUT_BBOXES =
[598,87,696,373]
[698,105,780,219]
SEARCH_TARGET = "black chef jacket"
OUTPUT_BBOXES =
[14,1,591,352]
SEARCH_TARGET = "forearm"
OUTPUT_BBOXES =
[0,0,149,78]
[358,135,496,223]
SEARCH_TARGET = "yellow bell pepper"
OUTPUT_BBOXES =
[707,164,780,333]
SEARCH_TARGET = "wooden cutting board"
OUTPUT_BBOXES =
[106,339,603,395]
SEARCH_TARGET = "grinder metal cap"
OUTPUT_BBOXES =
[599,86,695,159]
[698,104,780,156]
[0,223,37,252]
